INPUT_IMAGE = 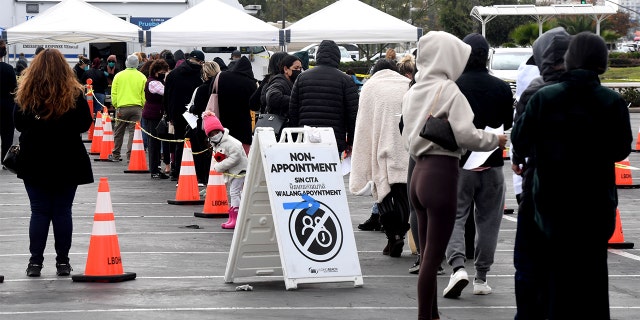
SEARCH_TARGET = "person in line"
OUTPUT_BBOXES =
[289,40,359,158]
[249,51,288,114]
[110,54,147,162]
[164,50,204,180]
[188,61,221,185]
[442,33,514,298]
[202,110,248,229]
[73,55,91,83]
[15,52,28,75]
[400,31,507,320]
[512,31,632,320]
[13,48,94,277]
[264,54,302,137]
[216,56,257,155]
[349,59,410,258]
[141,59,171,180]
[83,57,109,111]
[174,49,186,69]
[227,49,242,70]
[385,48,397,62]
[0,40,17,170]
[510,26,570,320]
[105,54,119,89]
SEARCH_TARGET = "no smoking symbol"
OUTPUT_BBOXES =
[284,195,343,262]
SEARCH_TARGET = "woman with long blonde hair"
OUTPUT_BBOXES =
[14,48,94,278]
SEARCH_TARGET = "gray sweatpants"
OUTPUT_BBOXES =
[445,167,504,281]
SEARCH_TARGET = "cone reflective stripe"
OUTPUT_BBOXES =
[609,208,634,249]
[72,177,136,282]
[195,155,230,218]
[95,115,115,162]
[89,111,103,155]
[124,122,150,173]
[615,157,640,189]
[168,139,204,205]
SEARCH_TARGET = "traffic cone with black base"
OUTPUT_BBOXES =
[124,122,149,173]
[194,154,229,218]
[609,208,634,249]
[72,177,136,282]
[168,139,205,205]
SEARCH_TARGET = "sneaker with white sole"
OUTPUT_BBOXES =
[443,268,469,298]
[473,278,492,295]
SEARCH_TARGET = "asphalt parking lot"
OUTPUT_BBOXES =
[1,114,639,320]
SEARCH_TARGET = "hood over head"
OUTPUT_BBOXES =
[315,40,340,68]
[532,26,571,76]
[230,56,255,80]
[564,31,608,75]
[414,31,471,84]
[462,33,489,71]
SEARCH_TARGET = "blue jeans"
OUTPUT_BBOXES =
[25,183,78,265]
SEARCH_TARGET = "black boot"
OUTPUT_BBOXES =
[358,213,381,231]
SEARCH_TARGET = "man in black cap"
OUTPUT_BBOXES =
[163,49,204,181]
[227,49,241,70]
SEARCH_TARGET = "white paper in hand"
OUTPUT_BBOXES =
[183,111,198,129]
[463,125,504,170]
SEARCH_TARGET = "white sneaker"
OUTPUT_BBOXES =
[473,278,492,295]
[443,268,469,298]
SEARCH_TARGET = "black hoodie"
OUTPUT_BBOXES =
[216,56,257,146]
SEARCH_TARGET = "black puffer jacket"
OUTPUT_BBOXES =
[289,40,359,153]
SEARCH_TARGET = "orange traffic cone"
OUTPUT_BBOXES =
[89,111,103,155]
[72,177,136,282]
[615,157,640,189]
[124,122,149,173]
[633,126,640,152]
[608,208,634,249]
[194,155,229,218]
[168,139,205,205]
[95,115,115,162]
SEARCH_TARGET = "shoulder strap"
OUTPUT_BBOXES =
[211,72,220,94]
[428,85,444,115]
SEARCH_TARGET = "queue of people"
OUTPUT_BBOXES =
[1,31,631,320]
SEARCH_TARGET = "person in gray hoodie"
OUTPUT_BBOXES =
[401,31,507,320]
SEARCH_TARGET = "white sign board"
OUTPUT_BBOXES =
[224,127,363,290]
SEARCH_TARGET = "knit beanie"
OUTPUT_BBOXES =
[125,54,139,68]
[203,114,224,136]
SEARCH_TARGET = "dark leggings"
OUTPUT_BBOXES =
[411,155,459,320]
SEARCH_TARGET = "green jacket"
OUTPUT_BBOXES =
[512,69,632,240]
[111,67,146,108]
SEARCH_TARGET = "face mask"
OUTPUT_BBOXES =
[210,132,223,143]
[84,65,89,71]
[290,69,302,83]
[108,62,115,68]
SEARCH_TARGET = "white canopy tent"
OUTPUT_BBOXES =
[5,0,143,44]
[470,4,617,37]
[285,0,422,44]
[148,0,280,47]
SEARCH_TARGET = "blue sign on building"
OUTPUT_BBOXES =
[130,17,169,30]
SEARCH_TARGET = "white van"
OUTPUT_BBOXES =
[201,46,271,80]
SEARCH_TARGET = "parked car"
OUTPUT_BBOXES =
[487,47,533,93]
[291,43,357,63]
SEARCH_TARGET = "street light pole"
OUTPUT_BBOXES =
[282,0,285,29]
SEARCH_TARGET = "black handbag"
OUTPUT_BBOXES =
[255,98,287,137]
[419,85,458,151]
[3,144,21,174]
[156,115,169,137]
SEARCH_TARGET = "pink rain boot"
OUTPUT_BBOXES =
[221,207,238,229]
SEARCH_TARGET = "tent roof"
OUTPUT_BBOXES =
[286,0,421,44]
[471,4,616,19]
[148,0,280,47]
[7,0,142,44]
